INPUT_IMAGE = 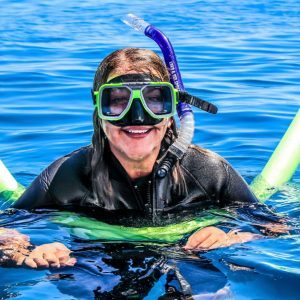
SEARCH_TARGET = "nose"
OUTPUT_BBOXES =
[130,99,146,125]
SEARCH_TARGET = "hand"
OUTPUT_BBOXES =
[183,226,260,250]
[0,228,31,265]
[0,228,76,268]
[184,226,228,250]
[260,222,290,234]
[20,242,77,268]
[0,228,30,248]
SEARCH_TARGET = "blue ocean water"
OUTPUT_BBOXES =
[0,0,300,299]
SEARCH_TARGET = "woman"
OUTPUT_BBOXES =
[1,48,266,268]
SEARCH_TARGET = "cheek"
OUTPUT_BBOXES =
[101,121,119,141]
[157,120,171,139]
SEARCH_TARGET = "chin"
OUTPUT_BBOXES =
[127,151,153,161]
[123,147,155,161]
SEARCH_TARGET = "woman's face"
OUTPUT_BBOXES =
[101,71,171,163]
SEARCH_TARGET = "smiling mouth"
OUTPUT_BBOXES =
[121,127,153,138]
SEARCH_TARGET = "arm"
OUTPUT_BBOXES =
[221,161,257,205]
[184,161,284,250]
[223,162,288,229]
[6,157,75,267]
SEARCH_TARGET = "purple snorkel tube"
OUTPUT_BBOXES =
[122,14,195,177]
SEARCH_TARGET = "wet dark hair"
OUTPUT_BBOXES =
[91,48,180,208]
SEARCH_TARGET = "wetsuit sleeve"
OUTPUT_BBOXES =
[222,162,258,205]
[12,157,69,209]
[222,162,283,224]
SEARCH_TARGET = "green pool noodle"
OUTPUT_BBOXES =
[54,212,223,243]
[0,160,19,192]
[251,109,300,202]
[0,160,25,209]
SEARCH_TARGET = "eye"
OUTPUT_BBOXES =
[110,97,128,105]
[143,87,163,102]
[148,97,162,102]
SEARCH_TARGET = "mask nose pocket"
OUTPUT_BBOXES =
[130,99,147,125]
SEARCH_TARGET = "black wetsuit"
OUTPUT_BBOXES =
[13,144,259,225]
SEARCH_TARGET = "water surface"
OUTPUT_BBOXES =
[0,1,300,299]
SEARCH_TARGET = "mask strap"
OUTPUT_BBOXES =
[178,91,218,114]
[91,89,96,105]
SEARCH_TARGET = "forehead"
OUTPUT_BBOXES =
[107,69,163,83]
[107,73,161,84]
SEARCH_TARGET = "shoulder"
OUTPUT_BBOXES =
[56,145,92,170]
[178,144,241,197]
[34,145,93,204]
[179,144,258,205]
[180,144,229,177]
[42,145,92,183]
[48,145,93,187]
[14,145,93,209]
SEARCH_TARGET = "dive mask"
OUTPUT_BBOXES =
[94,77,177,122]
[93,74,218,126]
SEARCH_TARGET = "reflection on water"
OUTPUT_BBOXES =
[1,201,300,299]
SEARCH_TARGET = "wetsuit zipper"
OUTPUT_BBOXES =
[146,180,152,215]
[133,181,152,217]
[152,169,158,224]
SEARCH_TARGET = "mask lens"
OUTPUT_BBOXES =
[142,86,173,115]
[101,87,131,117]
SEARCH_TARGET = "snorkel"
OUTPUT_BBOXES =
[122,14,195,178]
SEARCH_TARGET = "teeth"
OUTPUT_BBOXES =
[126,129,149,134]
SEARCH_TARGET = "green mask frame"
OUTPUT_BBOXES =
[93,81,178,121]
